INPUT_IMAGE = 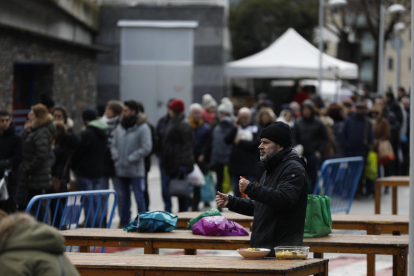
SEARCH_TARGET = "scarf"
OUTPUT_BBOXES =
[188,117,203,129]
[121,115,138,130]
[202,109,216,125]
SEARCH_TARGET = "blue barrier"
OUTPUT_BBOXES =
[25,190,117,252]
[313,157,364,214]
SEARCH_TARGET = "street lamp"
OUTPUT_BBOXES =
[377,4,406,95]
[318,0,348,95]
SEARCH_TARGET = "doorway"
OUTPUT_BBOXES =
[13,63,53,131]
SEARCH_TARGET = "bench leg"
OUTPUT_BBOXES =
[184,249,197,255]
[392,187,398,215]
[79,246,90,253]
[144,241,158,254]
[394,248,408,276]
[375,181,381,214]
[367,254,376,276]
[313,253,324,276]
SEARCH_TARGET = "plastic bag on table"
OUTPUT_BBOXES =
[192,216,249,236]
[188,208,221,229]
[123,211,178,233]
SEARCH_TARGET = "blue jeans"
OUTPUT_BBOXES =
[76,176,103,227]
[113,177,146,226]
[230,174,256,197]
[159,158,172,213]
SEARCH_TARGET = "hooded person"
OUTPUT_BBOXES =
[111,100,152,226]
[294,100,328,191]
[0,213,79,276]
[71,108,108,227]
[18,104,55,211]
[201,94,217,125]
[276,104,295,129]
[216,122,308,257]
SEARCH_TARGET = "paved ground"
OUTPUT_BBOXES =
[104,158,408,276]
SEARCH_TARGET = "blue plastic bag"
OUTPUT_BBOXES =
[123,211,178,233]
[201,171,216,203]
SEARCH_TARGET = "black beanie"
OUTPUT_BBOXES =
[82,108,97,121]
[260,122,292,148]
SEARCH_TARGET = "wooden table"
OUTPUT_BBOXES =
[176,212,410,234]
[62,229,408,276]
[332,214,409,234]
[175,211,253,230]
[67,253,329,276]
[375,176,409,215]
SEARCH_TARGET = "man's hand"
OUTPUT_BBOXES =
[315,152,321,159]
[215,191,229,208]
[239,176,250,194]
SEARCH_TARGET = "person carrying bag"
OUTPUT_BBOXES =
[303,195,332,238]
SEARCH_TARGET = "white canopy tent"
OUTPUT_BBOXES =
[226,28,358,80]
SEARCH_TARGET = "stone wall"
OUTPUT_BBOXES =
[0,27,98,131]
[96,5,226,105]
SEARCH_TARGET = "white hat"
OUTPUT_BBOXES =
[202,94,217,109]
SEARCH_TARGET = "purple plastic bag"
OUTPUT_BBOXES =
[192,216,249,236]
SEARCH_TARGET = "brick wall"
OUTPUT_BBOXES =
[0,27,98,131]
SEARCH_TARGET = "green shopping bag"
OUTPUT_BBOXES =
[222,166,231,194]
[364,150,378,180]
[303,195,332,238]
[187,208,222,229]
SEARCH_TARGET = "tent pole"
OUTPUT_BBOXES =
[318,0,325,95]
[408,1,414,274]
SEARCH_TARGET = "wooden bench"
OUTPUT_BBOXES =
[375,176,409,215]
[61,229,408,276]
[67,253,328,276]
[175,211,253,230]
[332,214,408,234]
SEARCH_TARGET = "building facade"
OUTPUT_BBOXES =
[95,0,228,124]
[0,0,102,131]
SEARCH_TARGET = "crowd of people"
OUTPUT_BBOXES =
[0,86,410,225]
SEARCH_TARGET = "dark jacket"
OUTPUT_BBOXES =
[294,114,328,156]
[0,124,22,186]
[71,120,108,179]
[210,116,233,166]
[0,213,79,276]
[20,116,55,191]
[156,114,171,156]
[342,113,373,153]
[161,113,195,177]
[191,120,211,159]
[225,124,261,175]
[228,148,308,256]
[52,133,79,185]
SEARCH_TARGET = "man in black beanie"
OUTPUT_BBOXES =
[216,122,308,256]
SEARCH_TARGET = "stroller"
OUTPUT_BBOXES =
[0,170,17,214]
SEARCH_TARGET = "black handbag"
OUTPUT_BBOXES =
[169,169,189,197]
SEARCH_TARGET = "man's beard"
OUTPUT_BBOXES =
[260,149,278,162]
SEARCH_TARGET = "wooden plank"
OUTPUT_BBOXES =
[67,253,328,275]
